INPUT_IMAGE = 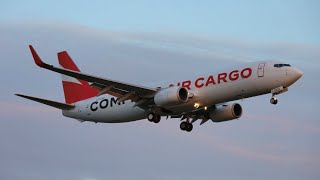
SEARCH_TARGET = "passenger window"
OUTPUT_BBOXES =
[279,64,283,67]
[274,64,279,67]
[284,64,291,67]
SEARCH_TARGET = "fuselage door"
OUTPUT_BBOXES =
[257,63,265,77]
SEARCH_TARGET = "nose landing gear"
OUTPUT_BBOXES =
[270,96,278,105]
[270,86,288,105]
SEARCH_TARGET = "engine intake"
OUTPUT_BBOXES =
[154,87,188,107]
[209,103,242,122]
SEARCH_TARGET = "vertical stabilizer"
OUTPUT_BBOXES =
[58,51,98,104]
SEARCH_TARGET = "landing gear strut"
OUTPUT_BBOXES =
[180,121,193,132]
[148,113,161,123]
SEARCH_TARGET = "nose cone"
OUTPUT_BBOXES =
[294,68,303,80]
[285,68,303,87]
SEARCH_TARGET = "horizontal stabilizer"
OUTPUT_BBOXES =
[15,94,75,110]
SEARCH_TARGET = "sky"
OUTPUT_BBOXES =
[0,0,319,180]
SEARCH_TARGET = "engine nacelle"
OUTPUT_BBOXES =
[209,103,242,122]
[154,87,188,106]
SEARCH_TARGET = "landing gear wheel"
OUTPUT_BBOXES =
[148,113,155,122]
[180,122,187,131]
[153,115,161,123]
[186,123,193,132]
[270,97,278,105]
[148,113,161,123]
[180,122,193,132]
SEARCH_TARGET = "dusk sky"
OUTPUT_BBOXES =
[0,1,319,180]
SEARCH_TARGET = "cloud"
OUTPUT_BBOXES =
[0,22,319,180]
[0,101,58,114]
[158,117,320,167]
[4,22,319,67]
[245,113,320,135]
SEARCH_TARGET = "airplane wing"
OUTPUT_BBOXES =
[29,45,158,103]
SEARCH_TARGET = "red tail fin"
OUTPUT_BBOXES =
[58,51,98,104]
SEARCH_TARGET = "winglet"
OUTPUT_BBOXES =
[29,45,46,67]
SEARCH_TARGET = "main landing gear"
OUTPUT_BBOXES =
[148,112,193,132]
[180,121,193,132]
[147,113,161,123]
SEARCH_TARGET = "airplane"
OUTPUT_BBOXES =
[16,45,303,132]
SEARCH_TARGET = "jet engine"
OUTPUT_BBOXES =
[154,87,188,106]
[209,103,242,122]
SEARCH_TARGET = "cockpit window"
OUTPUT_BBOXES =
[274,64,291,68]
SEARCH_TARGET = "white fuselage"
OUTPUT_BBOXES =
[62,61,302,123]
